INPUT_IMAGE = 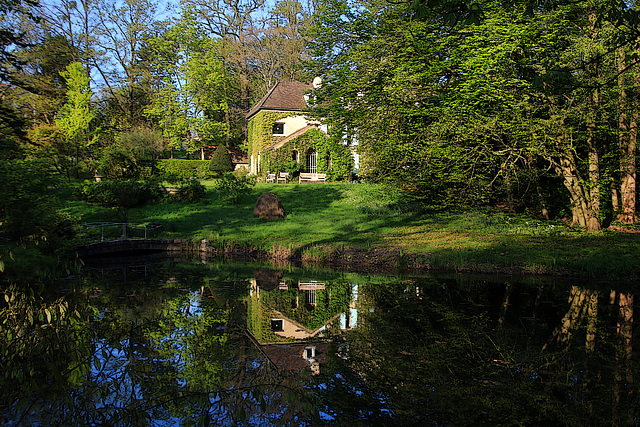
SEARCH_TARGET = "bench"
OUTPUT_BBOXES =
[277,172,289,183]
[298,172,326,183]
[265,172,276,183]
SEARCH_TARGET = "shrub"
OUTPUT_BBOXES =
[0,159,70,241]
[80,178,163,221]
[208,145,234,177]
[216,173,256,204]
[170,178,206,203]
[95,128,164,179]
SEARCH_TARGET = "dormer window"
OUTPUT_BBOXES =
[272,123,285,136]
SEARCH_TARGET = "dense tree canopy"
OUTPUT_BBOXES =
[307,0,640,230]
[0,0,636,232]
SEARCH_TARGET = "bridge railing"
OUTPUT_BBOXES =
[74,222,163,244]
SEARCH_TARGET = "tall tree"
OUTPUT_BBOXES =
[143,21,235,156]
[181,0,265,110]
[249,0,312,94]
[10,34,78,127]
[55,61,98,177]
[616,45,638,224]
[308,0,638,230]
[39,0,99,69]
[91,0,168,128]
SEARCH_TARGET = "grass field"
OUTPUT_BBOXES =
[57,181,640,281]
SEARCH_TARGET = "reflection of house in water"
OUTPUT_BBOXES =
[261,342,331,375]
[249,279,358,340]
[248,274,359,374]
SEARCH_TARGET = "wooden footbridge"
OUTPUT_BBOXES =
[74,222,191,257]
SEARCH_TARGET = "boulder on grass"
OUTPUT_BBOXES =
[253,193,286,219]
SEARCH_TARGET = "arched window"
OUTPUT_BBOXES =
[306,150,317,173]
[292,150,299,163]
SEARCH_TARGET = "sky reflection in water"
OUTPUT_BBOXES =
[1,259,637,426]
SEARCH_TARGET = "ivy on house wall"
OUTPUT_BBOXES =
[247,111,292,163]
[264,128,353,181]
[248,111,354,181]
[260,281,352,331]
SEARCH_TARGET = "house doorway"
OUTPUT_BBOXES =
[306,150,317,173]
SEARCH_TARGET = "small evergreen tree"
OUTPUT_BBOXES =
[208,145,234,177]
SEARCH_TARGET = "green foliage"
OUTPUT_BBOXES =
[306,0,637,224]
[54,62,99,178]
[0,285,91,410]
[208,144,234,177]
[143,26,237,153]
[263,128,353,181]
[80,178,163,221]
[156,159,213,180]
[168,178,207,203]
[0,159,72,241]
[95,127,165,178]
[247,111,292,158]
[266,282,351,330]
[26,124,76,177]
[215,173,256,204]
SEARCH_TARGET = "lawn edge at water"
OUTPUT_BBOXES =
[188,238,638,281]
[38,181,640,282]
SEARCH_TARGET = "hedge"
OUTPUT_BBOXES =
[156,159,213,180]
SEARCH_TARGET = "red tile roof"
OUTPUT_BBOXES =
[247,81,312,120]
[261,342,331,371]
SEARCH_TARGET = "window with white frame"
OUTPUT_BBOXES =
[272,123,285,136]
[271,319,284,331]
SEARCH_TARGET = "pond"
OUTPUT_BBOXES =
[1,256,637,426]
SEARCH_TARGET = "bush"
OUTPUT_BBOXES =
[0,159,71,241]
[95,128,164,179]
[80,178,163,221]
[169,178,206,203]
[216,173,256,204]
[208,145,234,177]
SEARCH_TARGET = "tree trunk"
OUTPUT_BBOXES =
[586,89,601,232]
[544,285,588,350]
[554,153,599,230]
[620,73,637,224]
[618,47,637,224]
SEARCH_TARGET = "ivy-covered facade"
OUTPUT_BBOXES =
[247,278,355,345]
[246,81,354,181]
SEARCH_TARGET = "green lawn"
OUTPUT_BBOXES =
[62,181,640,280]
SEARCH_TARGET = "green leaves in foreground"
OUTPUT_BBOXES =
[0,285,91,408]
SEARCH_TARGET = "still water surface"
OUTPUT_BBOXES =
[1,256,637,426]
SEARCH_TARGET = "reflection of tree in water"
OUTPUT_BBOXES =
[3,266,638,426]
[612,291,634,426]
[542,285,600,352]
[308,279,638,426]
[0,266,321,426]
[538,286,636,425]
